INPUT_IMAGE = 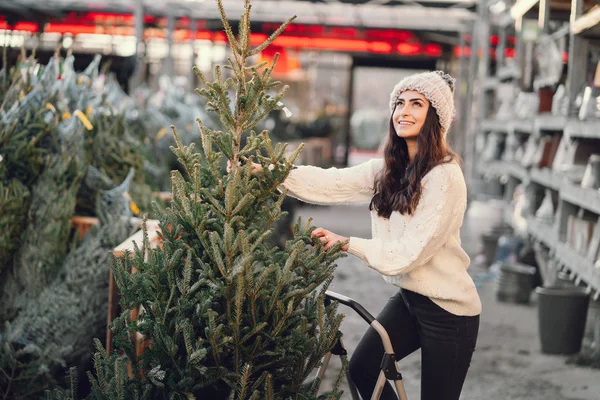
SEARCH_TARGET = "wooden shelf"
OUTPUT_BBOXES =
[113,219,161,257]
[560,180,600,215]
[481,118,510,133]
[555,242,599,289]
[564,118,600,140]
[529,168,563,190]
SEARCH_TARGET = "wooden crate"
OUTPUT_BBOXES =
[107,219,161,369]
[71,216,99,239]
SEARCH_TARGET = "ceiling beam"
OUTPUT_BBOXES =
[0,0,476,33]
[159,0,476,32]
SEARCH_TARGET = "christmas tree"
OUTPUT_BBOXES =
[0,54,87,320]
[1,174,135,399]
[0,52,156,399]
[50,1,348,399]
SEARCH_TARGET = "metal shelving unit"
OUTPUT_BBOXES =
[510,119,534,135]
[555,242,600,289]
[533,114,568,137]
[560,181,600,215]
[528,218,559,249]
[478,159,529,179]
[496,65,521,81]
[529,168,563,191]
[481,118,511,133]
[474,0,600,293]
[507,162,529,181]
[564,119,600,140]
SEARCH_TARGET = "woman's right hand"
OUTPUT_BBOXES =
[227,160,263,174]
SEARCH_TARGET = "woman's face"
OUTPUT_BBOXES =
[392,90,430,139]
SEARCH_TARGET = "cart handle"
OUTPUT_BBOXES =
[324,290,408,400]
[325,290,375,324]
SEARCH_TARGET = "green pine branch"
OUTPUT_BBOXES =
[71,1,347,399]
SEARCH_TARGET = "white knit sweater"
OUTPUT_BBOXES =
[280,158,482,316]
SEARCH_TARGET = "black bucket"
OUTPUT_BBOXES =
[496,263,536,304]
[481,233,501,267]
[584,298,600,347]
[536,286,590,355]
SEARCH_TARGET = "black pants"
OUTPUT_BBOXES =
[348,289,479,400]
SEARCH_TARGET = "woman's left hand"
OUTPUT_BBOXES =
[311,228,349,251]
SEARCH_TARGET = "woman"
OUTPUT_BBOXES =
[247,70,481,399]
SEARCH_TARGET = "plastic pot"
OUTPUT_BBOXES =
[496,263,536,304]
[481,233,501,267]
[536,286,590,355]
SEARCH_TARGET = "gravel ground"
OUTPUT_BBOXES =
[294,200,600,400]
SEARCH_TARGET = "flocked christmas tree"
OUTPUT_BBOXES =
[0,49,157,399]
[47,1,348,399]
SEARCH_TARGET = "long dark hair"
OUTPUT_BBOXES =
[369,105,460,218]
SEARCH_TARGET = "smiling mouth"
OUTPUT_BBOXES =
[398,122,414,127]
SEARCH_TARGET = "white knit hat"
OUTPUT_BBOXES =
[389,70,456,137]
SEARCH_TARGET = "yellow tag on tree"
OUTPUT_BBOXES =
[73,110,94,130]
[130,201,140,216]
[123,192,140,215]
[155,128,168,142]
[45,103,59,125]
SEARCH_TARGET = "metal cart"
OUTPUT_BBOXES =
[316,291,409,400]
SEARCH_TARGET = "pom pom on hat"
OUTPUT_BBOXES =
[436,71,455,93]
[389,70,456,137]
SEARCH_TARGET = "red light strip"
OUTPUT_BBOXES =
[2,22,439,57]
[454,46,515,59]
[260,22,414,41]
[266,35,394,54]
[45,23,102,34]
[0,21,39,32]
[397,42,421,56]
[453,46,471,58]
[424,44,442,57]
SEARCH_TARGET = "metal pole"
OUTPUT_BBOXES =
[343,57,355,167]
[189,18,197,86]
[497,26,506,68]
[454,30,468,159]
[523,41,534,90]
[315,352,332,384]
[478,0,491,88]
[469,0,491,185]
[567,0,587,117]
[371,371,388,400]
[538,0,551,33]
[514,16,525,91]
[464,18,479,186]
[165,13,176,78]
[129,0,145,92]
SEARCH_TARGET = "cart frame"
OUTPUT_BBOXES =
[316,291,409,400]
